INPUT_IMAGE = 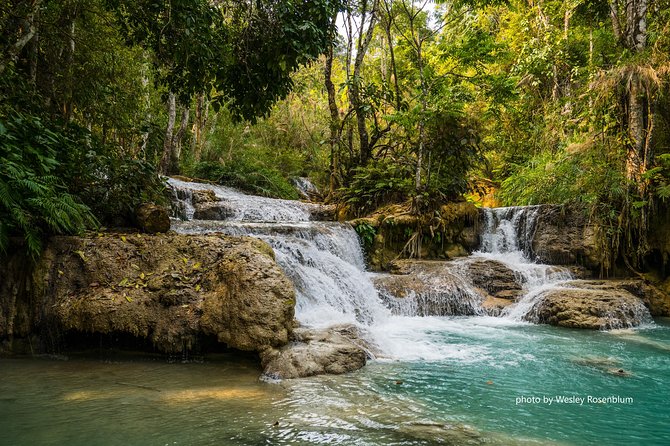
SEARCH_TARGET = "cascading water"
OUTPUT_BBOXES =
[168,179,649,361]
[168,178,505,361]
[473,207,574,320]
[3,180,666,446]
[169,178,390,329]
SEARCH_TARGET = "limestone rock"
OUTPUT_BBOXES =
[528,281,652,329]
[481,296,514,316]
[193,202,234,220]
[531,206,603,271]
[1,234,295,355]
[192,189,217,204]
[463,258,523,301]
[559,279,670,317]
[614,280,670,316]
[135,203,170,233]
[308,204,337,221]
[260,325,369,379]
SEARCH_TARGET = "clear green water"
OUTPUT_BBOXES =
[2,318,669,446]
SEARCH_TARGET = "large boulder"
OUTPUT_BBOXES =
[574,279,670,317]
[527,281,652,329]
[135,203,170,233]
[463,258,524,300]
[1,234,295,354]
[260,325,370,379]
[531,206,603,272]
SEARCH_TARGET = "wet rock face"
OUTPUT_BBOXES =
[375,260,486,316]
[308,204,337,222]
[463,258,523,301]
[135,203,170,233]
[528,281,652,329]
[260,325,370,379]
[350,201,479,271]
[530,206,602,272]
[615,280,670,316]
[192,189,217,204]
[193,202,235,220]
[1,234,295,354]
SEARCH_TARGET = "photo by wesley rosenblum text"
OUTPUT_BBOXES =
[515,395,634,406]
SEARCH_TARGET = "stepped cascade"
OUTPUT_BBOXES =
[169,178,653,357]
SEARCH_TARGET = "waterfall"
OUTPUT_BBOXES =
[478,206,540,256]
[168,178,651,361]
[168,180,565,328]
[474,207,574,320]
[168,178,390,329]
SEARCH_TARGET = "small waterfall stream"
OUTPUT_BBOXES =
[473,207,574,320]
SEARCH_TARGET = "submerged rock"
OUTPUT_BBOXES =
[527,281,652,329]
[260,325,370,379]
[1,234,295,355]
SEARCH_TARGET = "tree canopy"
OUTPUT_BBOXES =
[2,0,670,273]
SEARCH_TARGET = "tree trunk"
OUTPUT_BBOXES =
[324,14,341,198]
[382,0,402,111]
[348,0,379,166]
[613,0,649,193]
[139,57,151,156]
[626,77,646,186]
[415,43,427,192]
[0,0,42,76]
[168,106,190,175]
[29,8,40,86]
[159,92,177,175]
[625,0,647,51]
[64,17,76,123]
[192,93,206,162]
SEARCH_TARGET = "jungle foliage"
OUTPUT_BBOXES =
[0,0,337,255]
[3,0,670,271]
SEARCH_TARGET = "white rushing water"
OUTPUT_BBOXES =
[168,179,580,360]
[473,207,574,320]
[170,177,314,222]
[169,178,390,329]
[292,177,321,200]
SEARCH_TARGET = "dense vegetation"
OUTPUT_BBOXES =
[0,0,336,256]
[2,0,670,272]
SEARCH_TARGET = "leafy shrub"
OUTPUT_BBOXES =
[192,160,299,199]
[498,147,627,207]
[0,114,97,257]
[354,222,377,250]
[340,161,415,216]
[45,122,167,227]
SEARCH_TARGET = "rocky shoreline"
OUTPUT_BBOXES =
[2,198,670,380]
